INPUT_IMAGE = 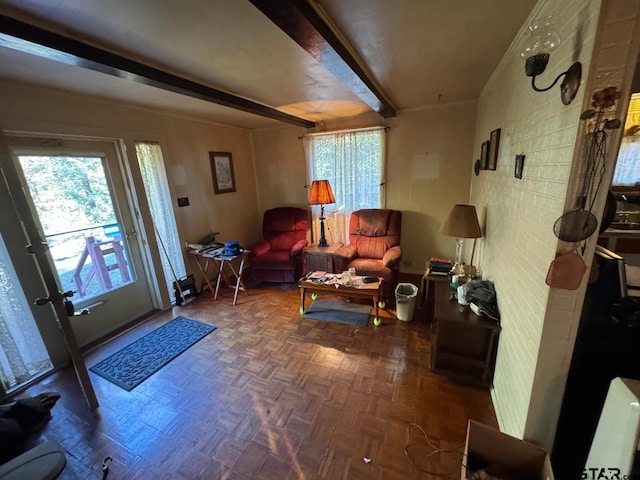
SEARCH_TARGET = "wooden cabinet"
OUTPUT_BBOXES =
[303,244,342,275]
[430,282,500,387]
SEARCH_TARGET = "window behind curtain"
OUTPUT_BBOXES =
[613,135,640,186]
[134,142,186,303]
[303,127,386,245]
[613,93,640,186]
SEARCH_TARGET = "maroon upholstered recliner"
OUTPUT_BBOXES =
[333,209,402,299]
[247,207,309,283]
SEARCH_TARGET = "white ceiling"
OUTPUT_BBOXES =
[0,0,537,129]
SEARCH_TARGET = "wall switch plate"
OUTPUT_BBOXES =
[177,197,189,207]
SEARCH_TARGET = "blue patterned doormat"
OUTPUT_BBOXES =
[303,299,371,327]
[90,316,216,391]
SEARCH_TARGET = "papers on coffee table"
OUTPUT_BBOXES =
[304,272,379,288]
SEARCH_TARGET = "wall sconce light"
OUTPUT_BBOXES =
[520,15,582,105]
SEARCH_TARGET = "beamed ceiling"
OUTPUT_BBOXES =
[0,0,538,129]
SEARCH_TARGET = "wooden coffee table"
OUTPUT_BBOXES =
[298,273,384,325]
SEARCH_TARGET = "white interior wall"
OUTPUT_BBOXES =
[251,102,479,275]
[0,81,261,333]
[470,0,602,447]
[528,0,640,450]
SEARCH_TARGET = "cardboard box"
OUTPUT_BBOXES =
[461,421,554,480]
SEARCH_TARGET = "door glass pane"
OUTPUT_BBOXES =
[18,155,134,301]
[0,232,53,392]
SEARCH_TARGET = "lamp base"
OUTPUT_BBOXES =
[450,237,466,277]
[318,216,329,247]
[450,263,465,277]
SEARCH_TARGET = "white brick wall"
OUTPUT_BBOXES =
[527,0,640,451]
[471,0,602,445]
[473,0,640,451]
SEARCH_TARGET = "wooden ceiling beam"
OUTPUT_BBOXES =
[249,0,396,118]
[0,14,316,128]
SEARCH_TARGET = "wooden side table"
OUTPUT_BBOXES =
[303,243,342,275]
[430,281,500,387]
[421,263,476,323]
[421,268,451,323]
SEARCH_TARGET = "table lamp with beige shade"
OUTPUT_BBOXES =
[439,204,482,276]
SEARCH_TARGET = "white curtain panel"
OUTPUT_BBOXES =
[135,142,186,298]
[0,233,52,392]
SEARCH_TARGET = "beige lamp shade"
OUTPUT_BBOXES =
[308,180,336,205]
[439,204,482,238]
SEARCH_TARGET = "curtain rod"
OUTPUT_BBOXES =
[299,125,389,139]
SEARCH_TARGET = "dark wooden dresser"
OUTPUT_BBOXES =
[430,281,500,387]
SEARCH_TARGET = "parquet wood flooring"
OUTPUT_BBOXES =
[11,275,497,479]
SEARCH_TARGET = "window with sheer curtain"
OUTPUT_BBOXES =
[134,142,186,302]
[303,127,386,245]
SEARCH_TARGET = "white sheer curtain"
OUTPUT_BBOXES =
[303,127,386,244]
[135,142,186,301]
[0,233,52,392]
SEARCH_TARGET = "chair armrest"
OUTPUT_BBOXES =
[382,246,402,267]
[290,239,309,258]
[334,244,357,262]
[332,245,356,273]
[249,239,271,257]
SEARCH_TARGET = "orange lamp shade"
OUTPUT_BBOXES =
[308,180,336,205]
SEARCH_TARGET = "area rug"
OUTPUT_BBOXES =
[303,299,372,327]
[89,316,216,391]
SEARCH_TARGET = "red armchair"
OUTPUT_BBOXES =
[248,207,309,283]
[333,209,402,298]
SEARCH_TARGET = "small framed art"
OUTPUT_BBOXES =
[515,154,525,179]
[210,151,236,194]
[480,141,490,170]
[488,128,501,171]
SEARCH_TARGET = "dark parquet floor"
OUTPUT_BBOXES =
[12,274,497,479]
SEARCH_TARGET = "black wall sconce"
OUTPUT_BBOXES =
[520,15,581,105]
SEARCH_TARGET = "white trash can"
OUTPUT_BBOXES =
[395,283,418,321]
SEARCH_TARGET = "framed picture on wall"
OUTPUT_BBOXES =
[488,128,501,171]
[515,154,525,179]
[480,141,490,169]
[210,151,236,194]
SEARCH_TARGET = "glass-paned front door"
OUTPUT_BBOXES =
[8,137,154,348]
[18,155,134,300]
